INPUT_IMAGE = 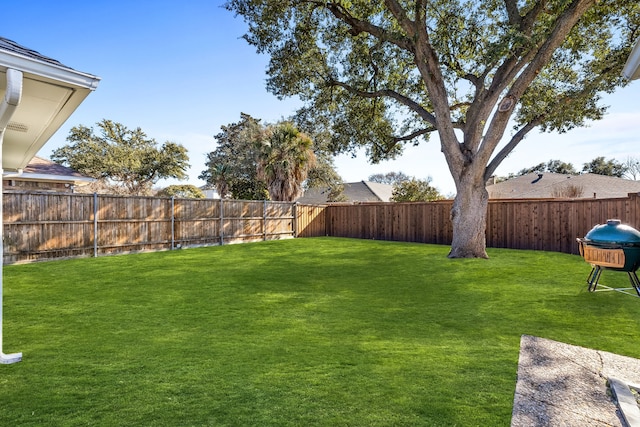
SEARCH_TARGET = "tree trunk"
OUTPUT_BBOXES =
[448,179,489,258]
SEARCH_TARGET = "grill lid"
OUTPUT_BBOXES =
[584,219,640,244]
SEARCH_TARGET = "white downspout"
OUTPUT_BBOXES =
[623,36,640,80]
[0,68,23,364]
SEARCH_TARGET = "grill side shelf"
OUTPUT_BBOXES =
[578,240,626,269]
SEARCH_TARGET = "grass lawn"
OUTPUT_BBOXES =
[1,237,639,426]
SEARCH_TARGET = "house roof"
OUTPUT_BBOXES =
[3,156,95,186]
[0,36,100,171]
[298,181,394,204]
[0,38,66,68]
[487,172,640,199]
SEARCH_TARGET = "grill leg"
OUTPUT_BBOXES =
[629,271,640,297]
[587,266,603,292]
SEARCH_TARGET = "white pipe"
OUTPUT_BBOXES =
[623,37,640,80]
[0,69,23,364]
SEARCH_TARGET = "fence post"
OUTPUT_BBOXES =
[93,192,98,258]
[293,202,297,238]
[171,196,175,250]
[263,200,267,241]
[220,198,224,246]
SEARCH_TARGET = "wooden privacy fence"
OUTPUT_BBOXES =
[5,191,640,263]
[3,192,295,264]
[295,193,640,255]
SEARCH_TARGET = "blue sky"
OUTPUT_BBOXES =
[3,1,640,195]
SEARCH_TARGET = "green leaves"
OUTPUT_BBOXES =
[51,119,190,195]
[391,178,445,202]
[227,0,639,161]
[199,113,268,200]
[156,185,205,199]
[582,156,628,177]
[200,114,322,201]
[257,122,317,201]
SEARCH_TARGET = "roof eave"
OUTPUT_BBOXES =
[0,47,101,171]
[0,50,100,90]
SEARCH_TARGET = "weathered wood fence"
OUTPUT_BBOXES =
[4,191,640,264]
[296,193,640,255]
[3,192,295,264]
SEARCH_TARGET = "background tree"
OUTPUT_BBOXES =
[199,113,269,200]
[368,171,411,185]
[305,152,347,202]
[624,156,640,180]
[201,114,333,201]
[157,185,205,199]
[517,159,577,176]
[257,122,317,201]
[391,178,444,202]
[292,108,347,201]
[582,156,628,177]
[227,0,639,258]
[52,119,189,196]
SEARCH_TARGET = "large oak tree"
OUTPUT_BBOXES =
[52,119,189,196]
[226,0,639,257]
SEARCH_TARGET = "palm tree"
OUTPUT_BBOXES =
[257,122,317,201]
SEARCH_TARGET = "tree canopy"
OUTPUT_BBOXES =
[257,122,317,201]
[391,178,444,202]
[199,113,269,200]
[157,185,205,199]
[624,156,640,180]
[200,113,337,201]
[517,159,577,176]
[582,156,628,177]
[226,0,639,258]
[51,119,189,196]
[368,171,411,185]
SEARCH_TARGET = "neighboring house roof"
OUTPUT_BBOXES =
[298,181,394,204]
[3,156,95,186]
[0,36,100,171]
[487,172,640,199]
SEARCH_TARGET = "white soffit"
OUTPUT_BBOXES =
[0,43,100,171]
[3,173,95,187]
[623,36,640,81]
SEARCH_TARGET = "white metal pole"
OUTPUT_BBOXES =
[0,69,23,364]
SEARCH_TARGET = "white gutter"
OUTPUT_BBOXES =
[0,48,100,89]
[0,68,23,364]
[622,37,640,80]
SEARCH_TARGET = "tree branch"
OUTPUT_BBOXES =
[450,102,472,112]
[384,0,416,37]
[484,118,542,180]
[329,79,438,127]
[504,0,522,27]
[322,1,415,51]
[392,127,436,144]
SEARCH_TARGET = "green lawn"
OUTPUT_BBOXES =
[1,237,639,426]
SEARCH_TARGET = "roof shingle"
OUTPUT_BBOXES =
[0,36,68,68]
